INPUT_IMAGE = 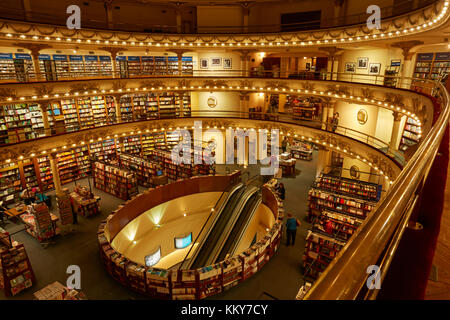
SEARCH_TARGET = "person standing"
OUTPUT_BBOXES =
[286,213,301,246]
[281,136,288,153]
[21,186,32,205]
[332,112,340,132]
[276,182,285,200]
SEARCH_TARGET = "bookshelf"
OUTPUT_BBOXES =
[28,104,45,138]
[0,239,35,297]
[142,133,156,156]
[22,203,56,241]
[84,55,99,77]
[120,96,134,122]
[399,117,421,152]
[120,135,142,155]
[176,94,192,117]
[303,174,382,280]
[69,55,84,78]
[167,56,179,75]
[74,146,91,178]
[91,96,108,127]
[1,104,34,143]
[56,150,77,185]
[132,94,148,121]
[70,185,100,217]
[154,56,167,75]
[53,55,70,78]
[92,161,138,200]
[182,56,193,75]
[89,138,117,162]
[99,56,113,76]
[0,53,15,80]
[141,56,154,75]
[0,163,21,204]
[37,156,54,192]
[76,97,94,129]
[61,99,79,132]
[21,160,39,191]
[127,56,141,76]
[105,96,117,124]
[119,153,158,188]
[159,92,178,118]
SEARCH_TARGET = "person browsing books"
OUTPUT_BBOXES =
[286,213,301,246]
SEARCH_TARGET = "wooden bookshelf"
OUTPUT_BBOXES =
[92,161,138,200]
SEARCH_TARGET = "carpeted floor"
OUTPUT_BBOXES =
[0,152,318,300]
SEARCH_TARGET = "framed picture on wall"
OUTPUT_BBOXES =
[345,62,356,73]
[200,58,208,69]
[369,63,381,75]
[211,57,222,67]
[357,57,369,69]
[223,58,232,69]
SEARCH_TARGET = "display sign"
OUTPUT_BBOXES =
[0,53,13,59]
[69,55,83,61]
[84,55,98,61]
[144,247,161,267]
[174,233,192,249]
[14,53,32,60]
[435,52,450,61]
[168,56,178,62]
[127,56,140,61]
[141,56,154,61]
[116,56,126,61]
[99,56,111,61]
[417,53,434,61]
[53,54,68,61]
[391,60,401,67]
[38,54,51,60]
[155,56,166,62]
[182,56,193,62]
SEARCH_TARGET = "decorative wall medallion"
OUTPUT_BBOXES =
[350,165,360,179]
[357,109,368,125]
[207,96,217,108]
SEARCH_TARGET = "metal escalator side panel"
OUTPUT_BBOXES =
[187,183,246,269]
[215,191,262,263]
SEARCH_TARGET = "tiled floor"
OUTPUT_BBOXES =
[425,156,450,299]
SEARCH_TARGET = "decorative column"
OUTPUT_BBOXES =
[319,46,343,80]
[316,147,331,177]
[49,153,62,194]
[14,43,51,80]
[389,111,403,151]
[242,6,250,32]
[104,0,114,29]
[38,100,51,136]
[178,91,185,117]
[333,0,347,26]
[110,94,122,123]
[234,50,254,77]
[98,47,127,78]
[391,40,424,89]
[167,49,191,76]
[239,92,250,118]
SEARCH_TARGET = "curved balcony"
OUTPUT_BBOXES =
[0,71,447,299]
[0,0,447,50]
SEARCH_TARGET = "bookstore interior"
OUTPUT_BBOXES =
[0,0,449,303]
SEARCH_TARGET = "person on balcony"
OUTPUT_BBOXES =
[332,112,340,132]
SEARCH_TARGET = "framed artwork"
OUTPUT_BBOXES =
[369,63,381,75]
[357,57,369,69]
[211,57,222,67]
[391,59,401,67]
[223,58,232,69]
[200,58,208,69]
[345,62,356,73]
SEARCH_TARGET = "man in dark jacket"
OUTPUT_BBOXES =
[286,213,300,246]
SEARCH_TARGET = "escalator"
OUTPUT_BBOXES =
[186,183,247,269]
[215,189,262,263]
[189,184,262,269]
